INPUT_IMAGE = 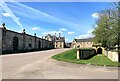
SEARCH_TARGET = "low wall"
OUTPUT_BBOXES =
[77,48,96,59]
[105,50,118,62]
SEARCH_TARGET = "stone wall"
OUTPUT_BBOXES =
[79,42,93,48]
[93,47,119,62]
[71,41,93,48]
[93,47,105,54]
[2,29,23,51]
[0,28,2,53]
[71,41,77,48]
[1,28,54,53]
[104,50,118,62]
[55,42,64,48]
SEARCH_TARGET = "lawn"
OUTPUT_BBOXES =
[52,49,120,67]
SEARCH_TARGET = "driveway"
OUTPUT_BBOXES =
[2,48,118,79]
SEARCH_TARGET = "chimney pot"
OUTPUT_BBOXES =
[59,33,61,37]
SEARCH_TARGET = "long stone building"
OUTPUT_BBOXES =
[0,23,65,53]
[71,38,93,48]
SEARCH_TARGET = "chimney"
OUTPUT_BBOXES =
[59,33,61,37]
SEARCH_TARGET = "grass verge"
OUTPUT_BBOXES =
[52,49,120,67]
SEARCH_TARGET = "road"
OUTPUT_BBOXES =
[2,48,118,79]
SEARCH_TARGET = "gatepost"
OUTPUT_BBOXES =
[77,48,80,59]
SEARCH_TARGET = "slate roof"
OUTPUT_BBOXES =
[74,38,93,42]
[45,34,65,42]
[55,37,65,42]
[45,34,55,39]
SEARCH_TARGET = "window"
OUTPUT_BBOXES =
[60,45,62,48]
[29,43,32,47]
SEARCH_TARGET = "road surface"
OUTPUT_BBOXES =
[2,48,118,79]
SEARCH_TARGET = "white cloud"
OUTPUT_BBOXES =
[87,29,94,34]
[92,13,99,19]
[17,17,20,20]
[31,27,40,30]
[76,29,94,39]
[1,1,23,30]
[2,13,20,20]
[60,28,67,31]
[4,1,82,32]
[2,13,11,17]
[68,32,74,35]
[42,13,51,17]
[42,31,63,35]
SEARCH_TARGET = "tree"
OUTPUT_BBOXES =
[92,2,119,50]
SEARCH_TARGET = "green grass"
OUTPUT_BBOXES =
[52,49,120,67]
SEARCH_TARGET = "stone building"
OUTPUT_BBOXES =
[71,38,93,48]
[45,33,65,48]
[65,43,71,48]
[0,23,54,53]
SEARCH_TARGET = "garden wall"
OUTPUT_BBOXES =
[104,50,118,62]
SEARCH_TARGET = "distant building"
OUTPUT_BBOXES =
[65,43,71,48]
[71,38,93,48]
[45,33,65,48]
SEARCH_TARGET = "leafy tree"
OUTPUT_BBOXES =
[92,2,120,50]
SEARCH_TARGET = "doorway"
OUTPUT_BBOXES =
[13,37,19,51]
[97,48,102,54]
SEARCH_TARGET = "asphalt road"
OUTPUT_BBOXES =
[2,48,118,79]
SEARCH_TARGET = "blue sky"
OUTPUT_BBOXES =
[0,1,111,42]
